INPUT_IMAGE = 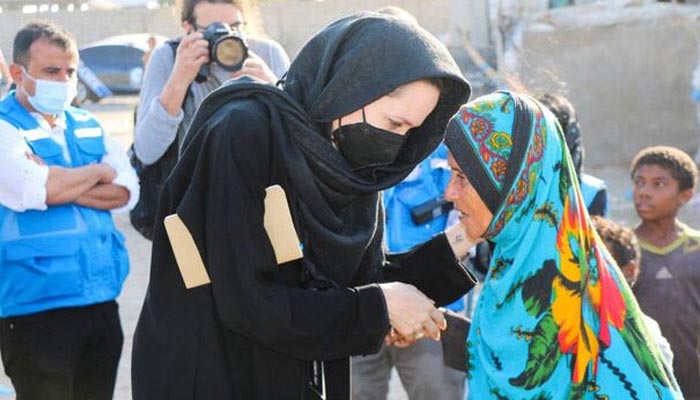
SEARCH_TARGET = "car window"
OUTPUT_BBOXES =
[80,45,143,70]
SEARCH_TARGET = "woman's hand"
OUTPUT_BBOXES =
[379,282,446,342]
[384,328,422,348]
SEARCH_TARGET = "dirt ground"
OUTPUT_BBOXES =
[0,95,698,400]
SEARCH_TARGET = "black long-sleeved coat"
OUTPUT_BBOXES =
[131,99,473,399]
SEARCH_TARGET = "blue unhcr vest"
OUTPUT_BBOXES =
[581,173,608,216]
[383,145,451,252]
[384,144,464,311]
[0,94,129,317]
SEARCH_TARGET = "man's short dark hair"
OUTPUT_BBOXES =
[630,145,698,192]
[592,215,641,269]
[13,21,76,68]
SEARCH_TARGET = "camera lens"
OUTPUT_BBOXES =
[213,36,247,71]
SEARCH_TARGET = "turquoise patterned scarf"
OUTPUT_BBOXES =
[444,92,682,399]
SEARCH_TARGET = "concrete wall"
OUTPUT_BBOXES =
[1,1,698,167]
[260,0,459,57]
[0,0,466,60]
[509,3,700,167]
[0,7,175,56]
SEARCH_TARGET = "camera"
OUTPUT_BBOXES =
[410,196,453,225]
[196,22,248,82]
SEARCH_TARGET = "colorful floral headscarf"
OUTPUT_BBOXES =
[444,91,681,399]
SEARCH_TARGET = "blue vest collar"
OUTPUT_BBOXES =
[0,91,41,130]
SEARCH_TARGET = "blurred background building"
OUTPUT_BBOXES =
[0,0,698,166]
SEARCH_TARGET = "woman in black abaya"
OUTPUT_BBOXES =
[132,12,472,399]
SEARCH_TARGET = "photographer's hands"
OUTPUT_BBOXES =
[174,32,210,84]
[160,32,209,117]
[230,51,278,84]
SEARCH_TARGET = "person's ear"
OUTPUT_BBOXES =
[9,63,24,86]
[679,187,694,206]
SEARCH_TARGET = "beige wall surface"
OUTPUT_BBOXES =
[511,4,700,167]
[0,7,181,57]
[0,1,459,60]
[1,1,698,167]
[259,0,454,57]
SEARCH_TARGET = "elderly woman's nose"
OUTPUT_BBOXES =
[445,177,458,202]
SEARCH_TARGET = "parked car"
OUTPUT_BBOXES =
[76,59,112,104]
[77,33,167,102]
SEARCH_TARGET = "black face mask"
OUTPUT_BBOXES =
[333,108,405,170]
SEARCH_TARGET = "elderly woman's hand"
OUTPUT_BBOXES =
[383,327,426,348]
[378,282,446,342]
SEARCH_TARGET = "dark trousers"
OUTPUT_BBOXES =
[0,301,123,400]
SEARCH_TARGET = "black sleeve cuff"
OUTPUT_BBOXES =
[351,284,391,355]
[383,233,476,307]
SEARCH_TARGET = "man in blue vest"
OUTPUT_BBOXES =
[0,22,139,400]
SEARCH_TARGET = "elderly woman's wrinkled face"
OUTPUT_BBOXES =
[445,153,493,241]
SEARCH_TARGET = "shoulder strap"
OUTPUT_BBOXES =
[167,39,180,56]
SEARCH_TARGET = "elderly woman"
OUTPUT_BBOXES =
[443,91,682,399]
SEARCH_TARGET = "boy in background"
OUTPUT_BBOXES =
[630,145,700,399]
[591,215,674,370]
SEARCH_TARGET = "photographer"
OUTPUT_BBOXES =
[133,0,290,167]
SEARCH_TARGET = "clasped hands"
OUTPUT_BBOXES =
[379,282,447,348]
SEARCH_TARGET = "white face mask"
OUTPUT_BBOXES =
[21,67,77,115]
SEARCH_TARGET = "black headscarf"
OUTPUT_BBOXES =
[181,12,471,286]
